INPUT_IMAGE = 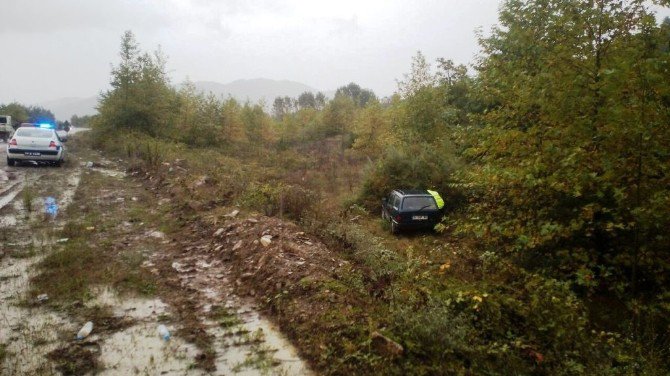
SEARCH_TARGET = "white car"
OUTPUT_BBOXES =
[6,126,66,166]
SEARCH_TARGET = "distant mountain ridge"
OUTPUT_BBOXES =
[42,78,329,120]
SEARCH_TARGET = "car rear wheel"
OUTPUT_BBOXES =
[7,157,15,166]
[54,159,63,167]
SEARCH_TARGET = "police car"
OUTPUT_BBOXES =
[6,123,66,167]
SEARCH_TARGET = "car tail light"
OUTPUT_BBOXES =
[9,139,17,146]
[49,141,57,148]
[395,215,402,222]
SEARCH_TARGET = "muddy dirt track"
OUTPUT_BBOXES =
[0,133,311,375]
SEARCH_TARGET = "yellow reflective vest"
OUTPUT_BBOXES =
[427,190,444,209]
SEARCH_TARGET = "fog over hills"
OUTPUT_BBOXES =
[42,78,332,120]
[188,79,324,104]
[39,96,98,121]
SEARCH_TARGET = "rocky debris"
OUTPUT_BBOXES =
[171,261,195,273]
[85,161,103,168]
[148,230,165,239]
[193,175,210,187]
[260,235,273,247]
[225,210,240,218]
[371,331,404,357]
[157,198,171,206]
[160,212,343,311]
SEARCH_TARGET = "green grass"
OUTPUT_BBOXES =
[0,343,7,364]
[30,171,158,306]
[21,187,36,218]
[210,306,242,329]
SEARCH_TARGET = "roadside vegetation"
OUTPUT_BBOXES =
[86,1,670,374]
[0,102,73,130]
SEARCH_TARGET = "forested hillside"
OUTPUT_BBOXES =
[89,1,670,374]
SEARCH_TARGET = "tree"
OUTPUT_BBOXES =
[315,92,327,110]
[396,51,435,98]
[335,82,377,107]
[70,114,95,127]
[321,94,355,138]
[96,30,175,137]
[352,102,394,157]
[220,98,247,145]
[298,91,316,110]
[242,102,275,146]
[272,97,286,119]
[0,102,29,126]
[462,0,670,315]
[26,106,55,124]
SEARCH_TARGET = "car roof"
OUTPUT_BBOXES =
[393,189,430,196]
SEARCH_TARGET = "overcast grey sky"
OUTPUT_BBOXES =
[1,0,669,105]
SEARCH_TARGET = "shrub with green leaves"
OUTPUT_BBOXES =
[358,144,462,210]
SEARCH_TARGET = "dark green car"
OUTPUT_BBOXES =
[381,189,442,234]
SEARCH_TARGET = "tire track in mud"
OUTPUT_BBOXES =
[1,141,312,375]
[0,181,23,225]
[0,146,85,375]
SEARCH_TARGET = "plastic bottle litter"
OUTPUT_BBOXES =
[158,324,171,341]
[76,321,93,340]
[44,197,58,219]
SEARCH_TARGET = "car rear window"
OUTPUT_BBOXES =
[402,196,437,211]
[15,128,53,138]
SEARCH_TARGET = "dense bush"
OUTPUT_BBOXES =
[240,182,318,220]
[358,143,462,210]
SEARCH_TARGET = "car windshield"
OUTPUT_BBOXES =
[402,196,436,211]
[15,128,53,138]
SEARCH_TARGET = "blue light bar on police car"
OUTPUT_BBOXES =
[38,123,54,129]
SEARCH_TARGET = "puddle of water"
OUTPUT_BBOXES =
[90,285,311,375]
[231,308,308,373]
[0,249,73,375]
[87,289,205,375]
[157,252,313,375]
[98,323,204,376]
[91,287,168,320]
[0,214,17,227]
